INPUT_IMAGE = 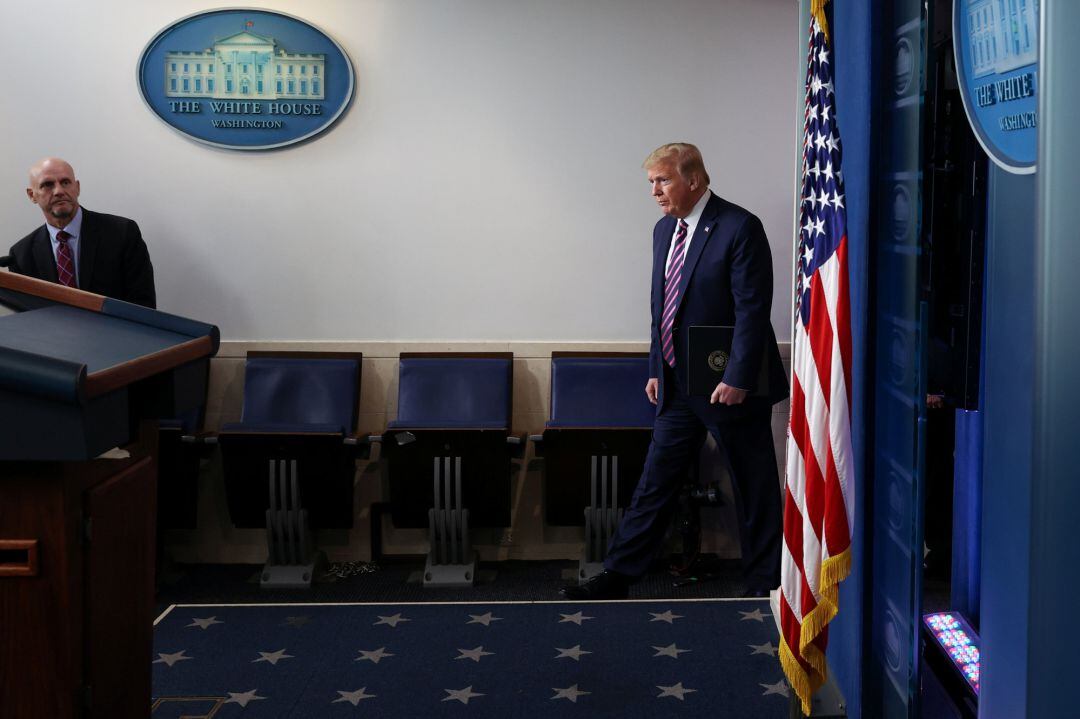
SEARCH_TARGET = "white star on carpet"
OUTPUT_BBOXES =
[652,643,691,659]
[649,610,684,624]
[554,644,591,661]
[657,682,697,700]
[223,689,265,707]
[355,647,394,664]
[252,649,293,665]
[443,686,484,704]
[153,650,192,667]
[739,608,768,623]
[749,642,778,657]
[467,612,502,626]
[187,616,223,630]
[283,616,310,627]
[761,679,790,697]
[373,613,410,627]
[558,611,594,625]
[333,688,376,705]
[455,646,493,662]
[551,684,590,703]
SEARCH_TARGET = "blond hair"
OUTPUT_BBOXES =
[642,143,711,186]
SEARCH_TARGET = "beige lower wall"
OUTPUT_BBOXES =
[166,340,792,566]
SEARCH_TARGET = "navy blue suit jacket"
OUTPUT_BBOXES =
[649,192,787,420]
[9,208,156,308]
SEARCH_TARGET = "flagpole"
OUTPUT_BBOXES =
[789,0,812,424]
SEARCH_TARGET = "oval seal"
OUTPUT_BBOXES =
[953,0,1039,174]
[137,8,355,150]
[707,350,729,374]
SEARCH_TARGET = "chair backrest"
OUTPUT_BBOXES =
[393,353,512,429]
[239,353,361,432]
[548,353,655,428]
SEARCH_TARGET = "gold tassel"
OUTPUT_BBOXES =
[780,636,816,716]
[811,0,831,45]
[820,547,852,589]
[797,548,853,680]
[781,546,853,714]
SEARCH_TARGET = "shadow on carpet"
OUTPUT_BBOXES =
[152,598,790,717]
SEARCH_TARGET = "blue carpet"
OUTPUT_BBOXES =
[152,599,790,717]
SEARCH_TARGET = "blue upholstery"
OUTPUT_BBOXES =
[389,357,511,429]
[159,406,202,433]
[219,421,344,434]
[230,357,359,433]
[219,354,362,531]
[547,356,655,428]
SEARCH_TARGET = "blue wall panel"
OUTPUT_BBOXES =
[950,409,982,623]
[1028,1,1080,713]
[978,167,1034,719]
[829,2,875,717]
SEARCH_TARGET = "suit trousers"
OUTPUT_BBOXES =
[603,366,783,587]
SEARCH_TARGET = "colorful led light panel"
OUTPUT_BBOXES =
[948,645,979,664]
[923,612,980,696]
[963,664,980,691]
[926,613,961,631]
[937,629,972,647]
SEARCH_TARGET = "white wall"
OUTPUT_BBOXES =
[0,0,797,342]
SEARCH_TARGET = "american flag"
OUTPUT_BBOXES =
[780,2,855,714]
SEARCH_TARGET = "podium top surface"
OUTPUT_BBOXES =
[0,271,219,405]
[3,306,195,373]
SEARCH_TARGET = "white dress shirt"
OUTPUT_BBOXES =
[664,189,712,271]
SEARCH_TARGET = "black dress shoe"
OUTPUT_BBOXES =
[561,570,630,600]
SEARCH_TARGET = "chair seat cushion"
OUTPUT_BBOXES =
[395,357,512,427]
[550,356,655,427]
[220,421,345,435]
[386,419,507,430]
[544,420,653,430]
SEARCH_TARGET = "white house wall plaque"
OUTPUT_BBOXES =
[138,8,355,150]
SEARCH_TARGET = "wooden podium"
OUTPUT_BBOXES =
[0,272,219,718]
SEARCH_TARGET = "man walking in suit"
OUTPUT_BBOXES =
[8,157,156,308]
[563,143,787,600]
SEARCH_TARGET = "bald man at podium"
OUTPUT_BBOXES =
[8,157,156,308]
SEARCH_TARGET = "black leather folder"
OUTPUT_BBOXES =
[687,325,770,396]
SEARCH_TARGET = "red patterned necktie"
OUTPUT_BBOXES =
[660,219,689,367]
[56,230,77,288]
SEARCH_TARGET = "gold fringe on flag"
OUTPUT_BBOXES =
[783,546,853,715]
[780,635,822,716]
[811,0,830,44]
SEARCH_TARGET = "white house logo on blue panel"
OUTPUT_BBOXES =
[138,10,354,150]
[954,0,1039,174]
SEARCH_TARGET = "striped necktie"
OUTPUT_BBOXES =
[55,230,77,288]
[660,219,689,367]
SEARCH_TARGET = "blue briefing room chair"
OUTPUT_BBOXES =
[530,352,655,582]
[216,351,366,588]
[375,352,521,588]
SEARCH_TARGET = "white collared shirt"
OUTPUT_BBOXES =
[664,189,712,271]
[46,206,84,285]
